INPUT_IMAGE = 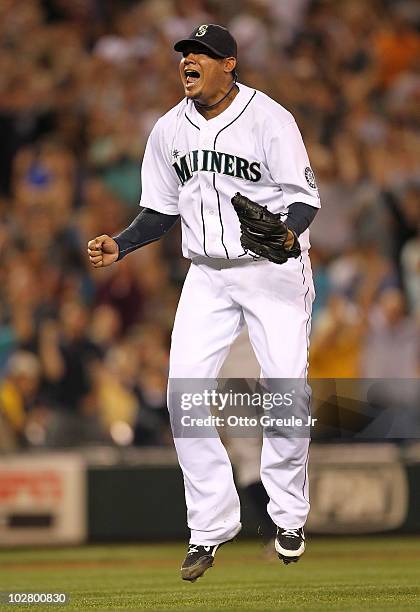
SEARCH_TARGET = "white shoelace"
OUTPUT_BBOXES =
[281,528,301,538]
[188,544,213,554]
[188,545,199,554]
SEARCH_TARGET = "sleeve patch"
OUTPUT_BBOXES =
[304,166,317,190]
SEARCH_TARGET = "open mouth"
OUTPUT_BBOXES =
[184,69,201,88]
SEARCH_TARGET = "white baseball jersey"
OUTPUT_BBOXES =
[139,82,321,260]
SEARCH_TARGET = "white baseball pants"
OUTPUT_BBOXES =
[168,255,314,545]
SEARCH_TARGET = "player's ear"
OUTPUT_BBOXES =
[224,57,236,75]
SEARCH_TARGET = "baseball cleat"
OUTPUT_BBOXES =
[181,543,220,582]
[275,527,305,565]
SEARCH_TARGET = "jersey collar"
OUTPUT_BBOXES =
[186,83,254,131]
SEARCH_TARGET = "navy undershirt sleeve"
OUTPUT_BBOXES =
[114,207,180,260]
[286,202,318,236]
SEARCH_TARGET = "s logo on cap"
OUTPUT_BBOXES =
[196,25,208,37]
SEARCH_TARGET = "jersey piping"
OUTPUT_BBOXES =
[209,90,257,259]
[212,90,257,149]
[183,90,256,259]
[200,198,209,256]
[185,112,199,131]
[299,253,311,502]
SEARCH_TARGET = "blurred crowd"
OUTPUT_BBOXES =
[0,0,418,450]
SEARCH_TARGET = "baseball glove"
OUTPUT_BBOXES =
[231,192,301,264]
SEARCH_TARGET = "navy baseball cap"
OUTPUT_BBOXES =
[174,24,237,58]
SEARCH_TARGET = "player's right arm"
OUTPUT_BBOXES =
[87,116,180,268]
[87,208,179,268]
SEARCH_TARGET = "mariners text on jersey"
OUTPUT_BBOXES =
[139,83,321,260]
[173,149,262,185]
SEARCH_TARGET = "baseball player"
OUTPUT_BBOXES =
[87,24,320,581]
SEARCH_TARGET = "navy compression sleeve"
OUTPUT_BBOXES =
[286,202,318,236]
[114,207,180,260]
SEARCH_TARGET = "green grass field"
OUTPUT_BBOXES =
[0,538,419,611]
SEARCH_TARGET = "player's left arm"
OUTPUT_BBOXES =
[284,201,318,247]
[265,116,321,246]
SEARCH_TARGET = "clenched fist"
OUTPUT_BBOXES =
[87,235,119,268]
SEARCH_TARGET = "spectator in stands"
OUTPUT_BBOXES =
[310,293,366,378]
[38,302,101,412]
[0,351,44,447]
[361,288,418,378]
